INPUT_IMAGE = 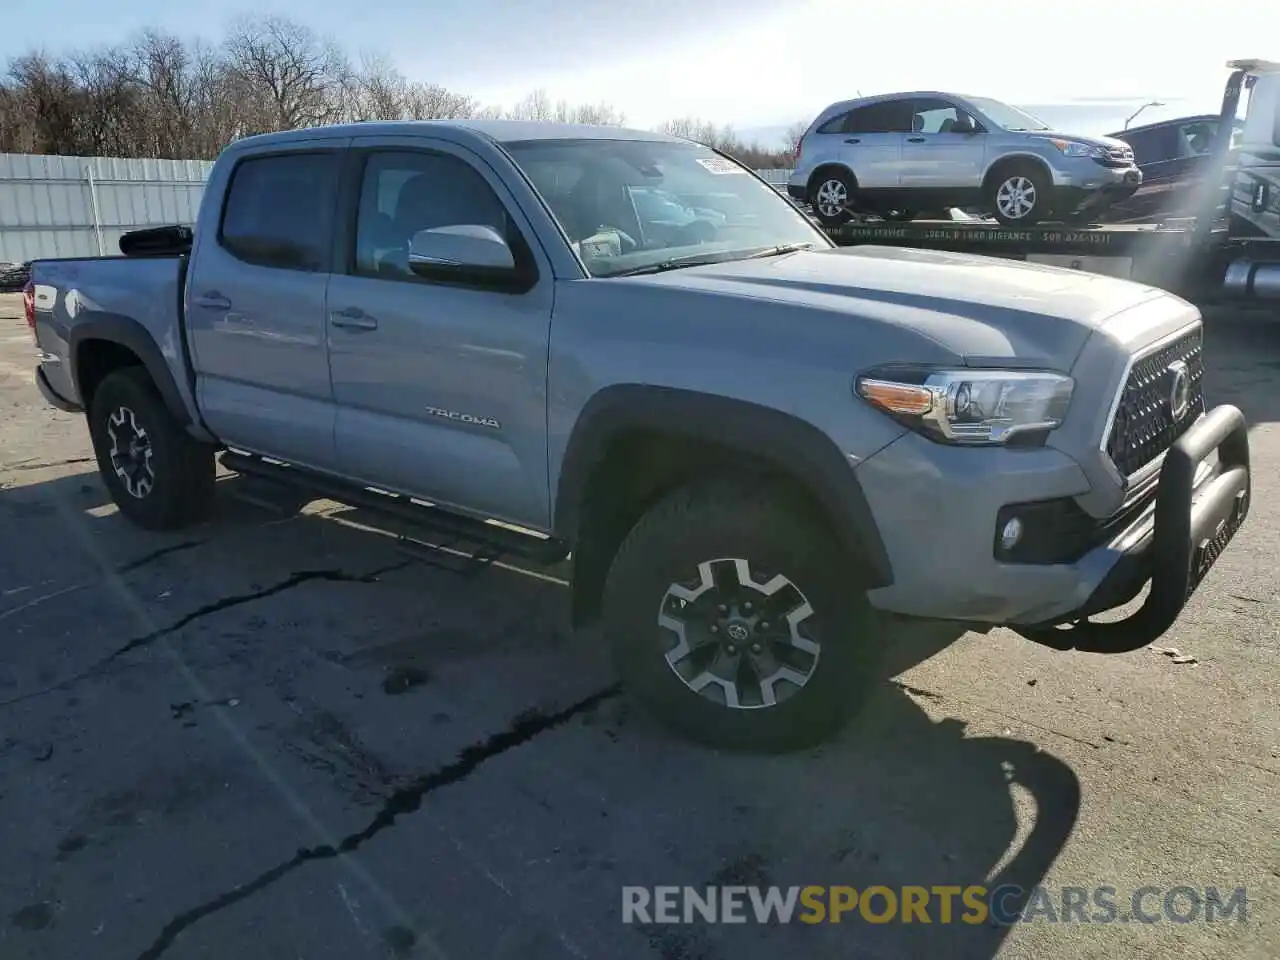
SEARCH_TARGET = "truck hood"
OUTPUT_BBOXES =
[614,245,1167,367]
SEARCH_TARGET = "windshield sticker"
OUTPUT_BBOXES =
[695,156,746,175]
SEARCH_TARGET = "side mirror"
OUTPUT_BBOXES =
[408,224,518,281]
[953,116,978,134]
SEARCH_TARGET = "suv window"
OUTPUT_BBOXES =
[1117,127,1172,164]
[219,152,340,271]
[816,113,846,135]
[843,100,914,134]
[1176,120,1218,157]
[911,98,969,133]
[354,150,513,281]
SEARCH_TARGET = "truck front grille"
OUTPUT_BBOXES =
[1104,327,1205,478]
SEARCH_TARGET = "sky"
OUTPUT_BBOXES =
[5,0,1277,144]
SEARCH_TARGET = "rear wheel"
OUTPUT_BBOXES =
[809,170,856,227]
[602,479,883,753]
[88,367,215,530]
[986,163,1051,225]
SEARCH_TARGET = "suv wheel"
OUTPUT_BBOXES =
[987,164,1051,225]
[809,171,856,227]
[88,367,216,530]
[602,479,882,752]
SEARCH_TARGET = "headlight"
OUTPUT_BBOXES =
[1045,138,1106,159]
[855,367,1074,445]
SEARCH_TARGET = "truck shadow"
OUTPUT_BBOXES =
[0,467,1081,959]
[1200,307,1280,427]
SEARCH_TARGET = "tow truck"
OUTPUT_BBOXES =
[817,60,1280,306]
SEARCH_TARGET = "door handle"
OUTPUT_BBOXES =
[194,291,231,311]
[907,137,926,143]
[843,138,861,144]
[330,308,378,331]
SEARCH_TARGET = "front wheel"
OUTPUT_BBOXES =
[602,480,883,752]
[987,165,1051,226]
[88,367,215,530]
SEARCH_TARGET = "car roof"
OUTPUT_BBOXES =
[230,119,685,150]
[811,91,1003,127]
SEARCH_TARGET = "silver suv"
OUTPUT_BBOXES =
[788,92,1143,226]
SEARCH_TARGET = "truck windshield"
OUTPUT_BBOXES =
[504,138,830,278]
[966,97,1053,132]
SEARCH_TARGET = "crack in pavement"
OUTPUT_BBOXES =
[0,559,418,708]
[2,455,96,472]
[116,539,209,575]
[135,683,623,960]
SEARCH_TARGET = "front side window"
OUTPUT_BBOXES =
[353,150,514,281]
[505,138,829,278]
[965,97,1052,132]
[910,98,974,133]
[219,152,340,271]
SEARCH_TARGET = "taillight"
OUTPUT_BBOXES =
[22,280,36,342]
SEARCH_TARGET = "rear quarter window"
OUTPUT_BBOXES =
[219,152,341,271]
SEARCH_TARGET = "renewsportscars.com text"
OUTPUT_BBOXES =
[622,885,1249,926]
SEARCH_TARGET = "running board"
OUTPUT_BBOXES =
[220,452,569,564]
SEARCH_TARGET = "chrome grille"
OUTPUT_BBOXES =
[1104,328,1206,478]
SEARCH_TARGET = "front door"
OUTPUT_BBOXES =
[897,98,988,194]
[185,140,348,470]
[324,138,555,531]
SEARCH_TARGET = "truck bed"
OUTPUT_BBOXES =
[31,254,188,413]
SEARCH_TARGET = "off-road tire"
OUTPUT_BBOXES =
[87,367,215,530]
[602,479,884,753]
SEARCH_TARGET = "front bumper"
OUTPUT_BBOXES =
[1011,404,1250,653]
[858,405,1250,649]
[1054,166,1142,214]
[787,181,807,201]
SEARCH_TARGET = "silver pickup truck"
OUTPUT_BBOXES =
[24,120,1252,753]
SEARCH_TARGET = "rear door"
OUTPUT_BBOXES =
[324,137,555,530]
[897,97,988,190]
[186,139,349,470]
[839,100,912,189]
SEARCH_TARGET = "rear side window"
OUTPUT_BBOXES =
[844,101,915,134]
[1119,128,1173,164]
[816,112,849,135]
[219,152,341,271]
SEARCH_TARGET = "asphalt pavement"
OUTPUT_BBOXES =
[0,292,1276,960]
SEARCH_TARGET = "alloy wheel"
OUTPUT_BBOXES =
[657,557,822,709]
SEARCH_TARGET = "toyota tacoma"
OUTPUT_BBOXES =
[25,120,1251,752]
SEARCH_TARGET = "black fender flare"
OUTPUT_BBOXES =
[68,312,192,427]
[553,384,893,588]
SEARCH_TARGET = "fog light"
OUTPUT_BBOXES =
[1000,517,1024,551]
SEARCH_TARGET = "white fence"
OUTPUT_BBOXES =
[0,152,796,264]
[0,153,215,263]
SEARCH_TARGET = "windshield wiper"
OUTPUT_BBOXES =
[606,252,742,277]
[744,242,816,259]
[605,242,816,278]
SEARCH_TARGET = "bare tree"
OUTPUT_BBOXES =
[784,118,810,157]
[0,16,630,159]
[221,15,346,133]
